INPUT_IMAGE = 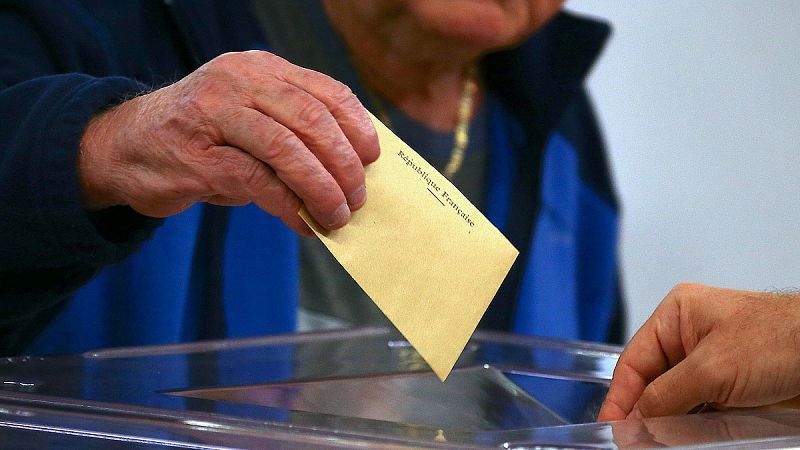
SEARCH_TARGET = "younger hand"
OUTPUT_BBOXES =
[598,283,800,420]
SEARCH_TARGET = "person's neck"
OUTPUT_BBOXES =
[323,1,481,131]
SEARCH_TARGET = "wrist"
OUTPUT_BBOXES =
[78,104,130,211]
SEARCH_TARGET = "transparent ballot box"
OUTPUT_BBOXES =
[2,327,800,448]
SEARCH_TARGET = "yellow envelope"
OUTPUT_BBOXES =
[300,113,518,381]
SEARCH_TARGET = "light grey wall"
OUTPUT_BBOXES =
[566,1,800,339]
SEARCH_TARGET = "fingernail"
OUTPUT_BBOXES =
[327,202,350,229]
[628,405,643,420]
[347,185,367,209]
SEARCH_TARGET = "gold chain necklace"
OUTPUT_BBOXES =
[368,65,478,180]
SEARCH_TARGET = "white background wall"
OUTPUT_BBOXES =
[566,1,800,339]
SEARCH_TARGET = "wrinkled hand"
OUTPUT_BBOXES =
[79,50,380,235]
[598,283,800,421]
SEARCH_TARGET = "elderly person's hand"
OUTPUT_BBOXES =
[598,283,800,421]
[78,50,380,235]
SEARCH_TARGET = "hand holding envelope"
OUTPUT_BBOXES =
[300,113,518,381]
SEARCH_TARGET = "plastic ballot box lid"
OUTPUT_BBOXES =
[2,327,800,448]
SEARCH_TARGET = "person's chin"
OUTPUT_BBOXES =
[411,1,531,49]
[439,23,527,52]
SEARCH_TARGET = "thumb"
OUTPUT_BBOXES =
[630,352,718,418]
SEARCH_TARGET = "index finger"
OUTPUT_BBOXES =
[598,294,686,421]
[282,64,380,167]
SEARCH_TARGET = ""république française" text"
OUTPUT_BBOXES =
[397,150,476,228]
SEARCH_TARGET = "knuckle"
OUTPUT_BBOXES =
[297,67,349,95]
[237,160,270,195]
[207,51,245,72]
[671,282,704,296]
[209,52,234,67]
[640,383,667,416]
[274,82,300,99]
[192,58,251,101]
[667,282,705,306]
[196,53,241,79]
[338,151,365,184]
[296,99,331,129]
[249,49,286,66]
[324,84,357,111]
[262,128,302,162]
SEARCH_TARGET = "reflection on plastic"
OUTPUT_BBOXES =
[170,367,566,431]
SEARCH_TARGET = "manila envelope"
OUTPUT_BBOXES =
[300,113,518,381]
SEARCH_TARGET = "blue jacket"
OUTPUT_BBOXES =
[0,0,624,355]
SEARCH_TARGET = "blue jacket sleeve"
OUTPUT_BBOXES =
[0,2,163,350]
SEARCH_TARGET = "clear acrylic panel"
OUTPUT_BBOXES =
[1,327,799,448]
